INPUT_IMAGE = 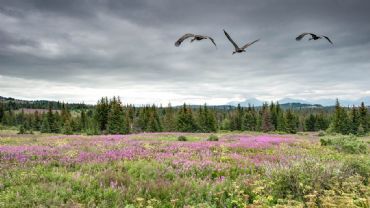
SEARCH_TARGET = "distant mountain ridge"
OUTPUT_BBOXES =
[227,97,370,107]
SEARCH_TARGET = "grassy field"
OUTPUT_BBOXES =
[0,131,369,207]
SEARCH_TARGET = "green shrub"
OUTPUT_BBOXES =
[320,135,368,154]
[318,130,325,137]
[207,134,219,141]
[343,157,370,185]
[266,158,370,206]
[177,135,187,141]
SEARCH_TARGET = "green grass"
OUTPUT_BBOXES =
[0,132,369,207]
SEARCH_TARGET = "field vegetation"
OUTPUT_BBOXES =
[0,131,369,207]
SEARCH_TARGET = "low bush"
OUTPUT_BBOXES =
[320,135,368,154]
[266,158,370,207]
[177,135,187,141]
[207,134,219,141]
[318,130,325,137]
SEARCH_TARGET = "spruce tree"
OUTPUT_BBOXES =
[50,111,61,133]
[176,104,197,132]
[270,102,278,130]
[285,109,298,134]
[261,103,274,132]
[33,111,42,131]
[315,113,329,130]
[243,109,257,131]
[350,106,360,134]
[40,116,51,133]
[163,103,177,131]
[107,97,125,134]
[146,105,162,132]
[359,102,368,133]
[0,103,4,123]
[123,110,131,134]
[333,99,350,134]
[62,119,73,135]
[95,97,110,132]
[80,110,87,132]
[305,114,316,131]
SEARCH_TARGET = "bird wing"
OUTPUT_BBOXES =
[241,39,260,50]
[296,33,314,41]
[322,36,333,44]
[223,30,239,50]
[206,36,217,48]
[175,33,195,47]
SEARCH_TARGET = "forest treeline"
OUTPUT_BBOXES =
[0,97,369,135]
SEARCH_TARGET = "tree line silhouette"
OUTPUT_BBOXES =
[0,97,368,135]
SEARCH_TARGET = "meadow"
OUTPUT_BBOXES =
[0,131,369,207]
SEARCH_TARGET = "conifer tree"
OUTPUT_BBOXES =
[0,103,4,123]
[123,110,131,134]
[137,106,150,131]
[176,104,197,132]
[40,115,51,133]
[61,103,71,123]
[243,108,257,131]
[146,105,162,132]
[305,114,316,131]
[333,99,350,134]
[198,104,217,132]
[95,97,110,132]
[261,103,274,132]
[80,110,87,131]
[62,119,73,135]
[163,103,177,131]
[33,111,42,131]
[50,110,61,133]
[107,97,125,134]
[270,102,278,130]
[285,109,298,134]
[359,102,368,133]
[315,113,329,130]
[350,106,360,134]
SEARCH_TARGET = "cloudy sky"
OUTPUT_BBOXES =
[1,0,370,105]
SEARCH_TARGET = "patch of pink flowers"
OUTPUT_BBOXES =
[0,134,295,170]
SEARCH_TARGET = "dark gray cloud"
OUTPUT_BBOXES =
[0,0,370,104]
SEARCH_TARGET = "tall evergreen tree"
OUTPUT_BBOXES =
[80,110,87,132]
[315,113,329,130]
[107,97,125,134]
[197,104,217,132]
[163,103,177,131]
[40,115,51,133]
[33,111,42,131]
[359,102,368,133]
[0,103,4,123]
[176,104,197,132]
[333,99,350,134]
[261,103,274,132]
[242,107,257,131]
[285,109,298,134]
[146,105,162,132]
[95,97,110,132]
[349,106,360,134]
[305,114,316,131]
[62,119,73,135]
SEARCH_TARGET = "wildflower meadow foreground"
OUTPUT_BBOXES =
[0,132,369,207]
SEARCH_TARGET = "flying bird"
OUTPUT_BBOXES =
[296,33,333,44]
[223,29,259,54]
[174,33,217,48]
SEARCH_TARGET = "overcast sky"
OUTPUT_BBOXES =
[1,0,370,105]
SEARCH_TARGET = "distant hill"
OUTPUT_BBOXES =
[227,97,370,107]
[0,96,91,110]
